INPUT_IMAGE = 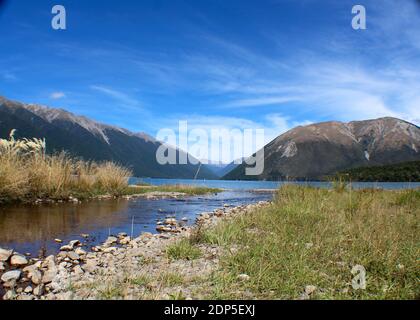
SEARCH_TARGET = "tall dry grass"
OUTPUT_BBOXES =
[0,130,132,203]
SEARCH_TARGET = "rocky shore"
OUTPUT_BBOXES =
[31,190,199,206]
[0,200,270,300]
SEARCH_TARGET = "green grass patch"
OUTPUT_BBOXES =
[130,275,151,287]
[197,185,420,300]
[158,273,185,287]
[124,184,222,196]
[166,239,202,260]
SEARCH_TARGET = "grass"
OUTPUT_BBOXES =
[93,272,186,300]
[166,239,202,260]
[193,185,419,300]
[0,131,132,204]
[124,184,222,196]
[0,131,221,204]
[157,273,185,287]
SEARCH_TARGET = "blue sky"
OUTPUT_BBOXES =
[0,0,419,152]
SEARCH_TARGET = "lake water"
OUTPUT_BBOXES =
[0,178,419,257]
[132,178,420,190]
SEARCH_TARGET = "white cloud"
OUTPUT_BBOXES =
[50,91,66,99]
[154,113,311,163]
[226,96,302,108]
[90,85,142,109]
[2,72,17,81]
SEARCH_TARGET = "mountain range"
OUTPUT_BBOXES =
[1,95,419,181]
[224,117,420,180]
[0,96,217,179]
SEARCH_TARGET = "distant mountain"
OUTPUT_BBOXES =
[223,117,420,180]
[203,159,242,178]
[0,96,217,179]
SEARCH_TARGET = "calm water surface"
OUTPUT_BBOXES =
[0,179,418,256]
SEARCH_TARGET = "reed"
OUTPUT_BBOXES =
[0,130,132,203]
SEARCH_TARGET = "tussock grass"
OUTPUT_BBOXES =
[0,130,132,204]
[166,239,202,260]
[196,185,419,299]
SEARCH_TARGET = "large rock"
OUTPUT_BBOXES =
[41,256,58,284]
[23,266,43,285]
[66,251,80,261]
[10,254,29,266]
[33,284,44,296]
[1,270,21,282]
[105,236,118,245]
[164,218,177,226]
[119,236,131,245]
[60,240,80,251]
[42,270,56,284]
[81,259,98,274]
[0,247,13,262]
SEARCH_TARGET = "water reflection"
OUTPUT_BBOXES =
[0,190,274,256]
[0,199,129,244]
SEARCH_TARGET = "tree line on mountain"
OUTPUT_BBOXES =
[333,161,420,182]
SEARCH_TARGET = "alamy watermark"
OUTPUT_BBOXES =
[51,4,366,31]
[352,4,367,30]
[351,264,367,290]
[51,5,66,30]
[155,121,265,176]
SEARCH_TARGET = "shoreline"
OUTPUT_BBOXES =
[0,185,224,207]
[0,199,271,300]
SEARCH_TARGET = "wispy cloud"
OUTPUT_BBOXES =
[49,91,66,99]
[226,96,301,108]
[90,85,142,109]
[1,71,17,81]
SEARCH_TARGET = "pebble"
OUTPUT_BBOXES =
[103,247,117,253]
[305,285,317,295]
[33,285,44,296]
[1,270,22,282]
[237,274,250,281]
[305,242,314,249]
[73,265,84,276]
[69,240,81,248]
[120,237,131,245]
[24,286,33,293]
[3,290,15,300]
[75,247,87,256]
[60,245,73,251]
